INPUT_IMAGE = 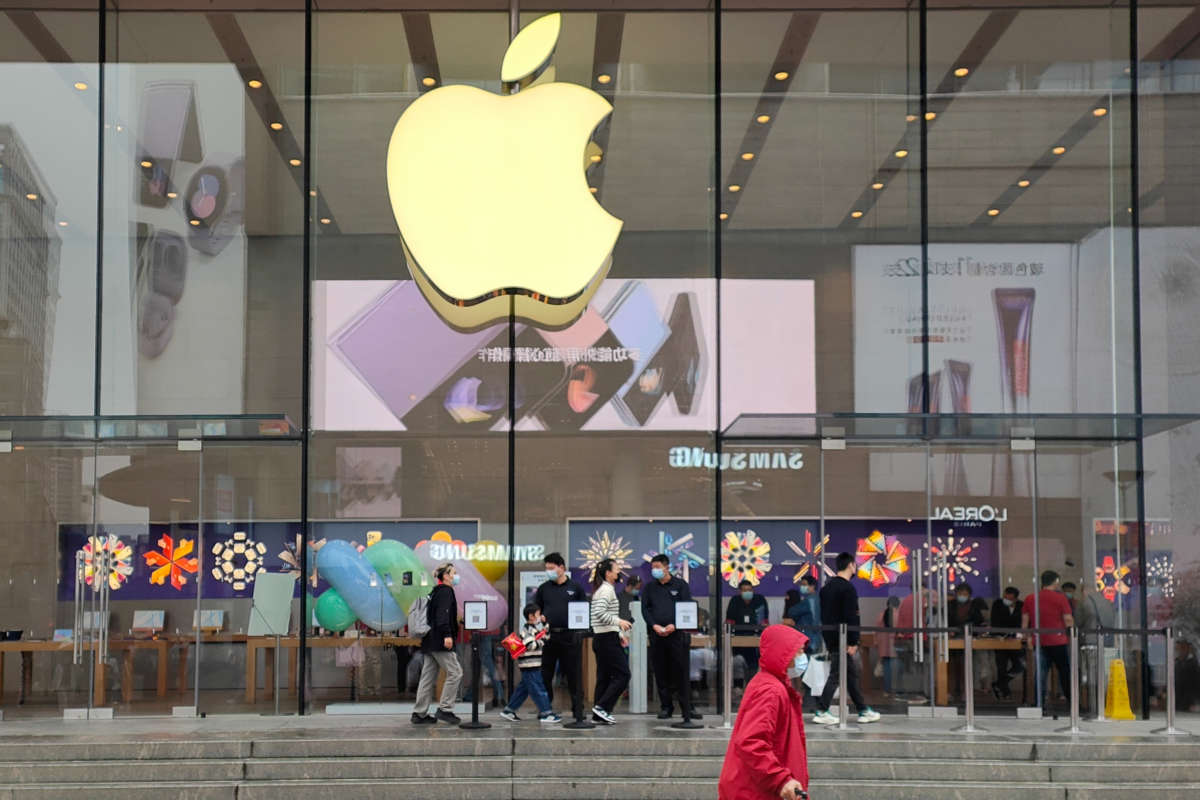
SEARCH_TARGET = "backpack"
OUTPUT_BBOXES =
[408,593,431,637]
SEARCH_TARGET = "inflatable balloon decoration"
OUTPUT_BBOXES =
[415,532,509,631]
[313,538,431,632]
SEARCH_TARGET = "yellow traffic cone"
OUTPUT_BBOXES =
[1105,658,1135,720]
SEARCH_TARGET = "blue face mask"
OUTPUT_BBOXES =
[956,595,969,604]
[787,653,809,678]
[799,585,811,595]
[451,574,461,586]
[741,591,753,602]
[546,568,560,581]
[651,567,665,581]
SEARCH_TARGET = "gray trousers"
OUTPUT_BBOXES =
[413,650,463,716]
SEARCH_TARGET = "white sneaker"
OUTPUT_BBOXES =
[857,708,881,723]
[592,705,616,725]
[539,713,562,724]
[812,710,838,725]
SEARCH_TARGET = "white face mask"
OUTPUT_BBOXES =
[546,568,560,581]
[786,652,809,678]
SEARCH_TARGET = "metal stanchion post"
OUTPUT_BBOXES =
[722,621,733,729]
[953,625,985,733]
[1152,628,1192,736]
[460,632,491,729]
[273,634,281,717]
[1055,627,1089,735]
[835,624,860,732]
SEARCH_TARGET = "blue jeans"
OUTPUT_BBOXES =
[506,668,552,716]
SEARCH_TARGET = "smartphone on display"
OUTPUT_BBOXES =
[602,281,671,426]
[329,281,503,424]
[617,292,705,425]
[136,81,201,208]
[534,319,634,431]
[401,326,566,431]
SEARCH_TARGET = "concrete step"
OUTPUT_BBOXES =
[7,785,238,800]
[1035,741,1200,762]
[0,740,249,762]
[0,759,243,784]
[236,779,511,800]
[250,736,510,759]
[245,756,510,781]
[1049,762,1200,783]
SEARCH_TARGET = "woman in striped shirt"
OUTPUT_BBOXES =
[590,557,633,724]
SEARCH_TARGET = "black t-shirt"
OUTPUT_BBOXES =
[534,577,587,629]
[819,575,861,647]
[641,575,692,628]
[724,594,768,632]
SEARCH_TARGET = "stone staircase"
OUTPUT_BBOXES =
[0,726,1198,799]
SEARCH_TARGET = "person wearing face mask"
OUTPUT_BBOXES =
[590,558,633,724]
[718,624,811,800]
[725,578,769,685]
[989,586,1024,700]
[946,582,985,704]
[1061,582,1078,615]
[411,562,463,725]
[618,574,643,627]
[534,552,587,723]
[787,576,821,656]
[813,552,879,724]
[642,553,700,721]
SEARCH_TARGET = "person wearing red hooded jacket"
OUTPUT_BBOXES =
[718,624,810,800]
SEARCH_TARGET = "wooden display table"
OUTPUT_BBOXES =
[245,635,421,703]
[169,633,249,694]
[0,638,169,706]
[934,636,1030,706]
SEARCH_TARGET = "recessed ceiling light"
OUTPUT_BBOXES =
[596,74,612,84]
[248,79,263,89]
[925,111,937,121]
[729,184,741,193]
[987,208,1000,217]
[756,114,770,124]
[1017,179,1030,188]
[588,187,598,194]
[1052,146,1066,155]
[58,221,68,227]
[871,182,884,190]
[740,152,754,161]
[851,210,864,219]
[589,154,602,163]
[189,219,200,226]
[422,76,437,87]
[906,114,918,122]
[719,212,729,220]
[309,190,318,197]
[1093,107,1108,117]
[73,81,88,91]
[895,149,909,158]
[773,71,788,81]
[167,191,178,199]
[116,125,123,132]
[954,67,969,77]
[25,193,38,201]
[289,158,302,166]
[320,217,331,225]
[140,159,153,168]
[270,122,283,130]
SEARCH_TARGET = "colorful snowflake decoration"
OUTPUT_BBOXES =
[211,531,268,592]
[720,530,772,588]
[643,530,707,583]
[80,533,133,592]
[924,534,980,584]
[1095,555,1133,602]
[578,530,634,575]
[781,529,832,583]
[855,531,910,588]
[144,534,199,591]
[1147,554,1176,600]
[279,534,326,588]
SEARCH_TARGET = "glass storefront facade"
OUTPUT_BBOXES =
[1,0,1198,721]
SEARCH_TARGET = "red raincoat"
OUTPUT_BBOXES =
[718,624,810,800]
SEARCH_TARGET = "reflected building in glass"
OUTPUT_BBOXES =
[0,0,1198,724]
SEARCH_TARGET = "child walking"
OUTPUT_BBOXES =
[500,604,562,724]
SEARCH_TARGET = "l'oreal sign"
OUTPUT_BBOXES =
[933,505,1008,523]
[669,447,804,471]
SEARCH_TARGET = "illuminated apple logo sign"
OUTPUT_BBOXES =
[386,13,622,331]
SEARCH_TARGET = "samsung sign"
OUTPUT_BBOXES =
[933,505,1008,523]
[668,447,805,471]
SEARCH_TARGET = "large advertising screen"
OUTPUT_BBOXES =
[313,278,815,432]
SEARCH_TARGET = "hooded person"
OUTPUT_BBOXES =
[718,624,810,800]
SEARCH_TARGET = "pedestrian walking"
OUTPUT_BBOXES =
[411,562,464,725]
[813,552,880,724]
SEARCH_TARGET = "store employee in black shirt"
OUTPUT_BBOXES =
[534,552,587,722]
[641,553,699,721]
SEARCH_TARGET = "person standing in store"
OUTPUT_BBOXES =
[788,575,821,654]
[618,574,643,627]
[1022,570,1075,710]
[813,552,880,725]
[725,578,769,683]
[590,558,632,724]
[642,553,700,721]
[1061,581,1078,615]
[411,562,464,725]
[989,586,1024,700]
[946,582,986,703]
[534,552,588,722]
[718,624,811,800]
